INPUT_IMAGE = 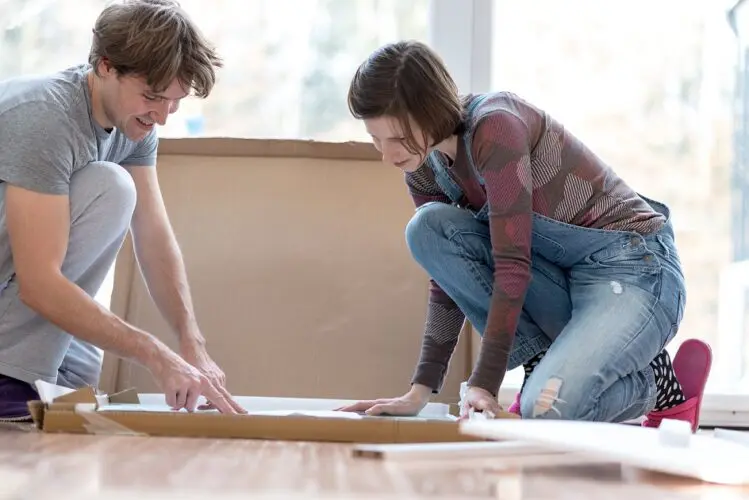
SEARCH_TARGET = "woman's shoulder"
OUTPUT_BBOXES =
[460,91,547,149]
[463,91,546,124]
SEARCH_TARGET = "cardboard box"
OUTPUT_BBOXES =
[100,140,476,405]
[28,381,518,443]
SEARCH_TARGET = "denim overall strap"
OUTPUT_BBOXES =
[426,152,463,204]
[425,94,494,219]
[461,94,492,187]
[455,94,493,220]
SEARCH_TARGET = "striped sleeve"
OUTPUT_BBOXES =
[405,166,466,393]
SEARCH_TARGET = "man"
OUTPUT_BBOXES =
[0,0,245,419]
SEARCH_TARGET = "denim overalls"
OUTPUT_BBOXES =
[406,95,687,422]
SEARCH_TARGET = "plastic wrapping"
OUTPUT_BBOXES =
[459,381,496,420]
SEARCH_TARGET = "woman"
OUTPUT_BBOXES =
[338,40,712,431]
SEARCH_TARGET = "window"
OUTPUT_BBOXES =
[490,0,746,420]
[0,0,428,142]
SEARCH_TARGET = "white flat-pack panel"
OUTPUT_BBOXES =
[460,419,749,485]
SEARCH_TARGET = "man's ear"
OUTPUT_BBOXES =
[97,57,116,78]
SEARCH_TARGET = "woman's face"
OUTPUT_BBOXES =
[363,115,430,173]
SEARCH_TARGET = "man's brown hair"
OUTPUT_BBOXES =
[89,0,222,97]
[347,40,464,157]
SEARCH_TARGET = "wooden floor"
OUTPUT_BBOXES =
[2,425,749,499]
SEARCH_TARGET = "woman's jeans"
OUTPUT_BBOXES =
[405,196,686,422]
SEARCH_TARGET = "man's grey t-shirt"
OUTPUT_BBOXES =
[0,63,158,196]
[0,64,158,286]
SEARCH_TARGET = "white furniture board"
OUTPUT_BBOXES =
[94,404,454,422]
[713,428,749,447]
[135,393,454,419]
[459,419,749,485]
[351,440,568,461]
[34,381,455,421]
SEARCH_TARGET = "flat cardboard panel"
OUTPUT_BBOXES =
[40,410,485,444]
[103,141,472,405]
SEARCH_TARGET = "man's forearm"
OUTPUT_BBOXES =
[132,224,204,347]
[19,272,163,367]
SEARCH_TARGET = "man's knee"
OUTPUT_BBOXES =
[57,339,104,389]
[71,161,137,227]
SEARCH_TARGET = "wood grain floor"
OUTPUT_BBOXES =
[1,425,748,499]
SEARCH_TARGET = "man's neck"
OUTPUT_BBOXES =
[87,71,113,130]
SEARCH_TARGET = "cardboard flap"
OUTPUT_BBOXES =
[108,388,140,404]
[34,380,98,404]
[27,400,45,429]
[54,387,98,404]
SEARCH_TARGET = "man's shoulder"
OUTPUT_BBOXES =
[0,64,90,122]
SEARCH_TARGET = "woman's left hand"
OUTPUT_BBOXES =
[460,385,503,419]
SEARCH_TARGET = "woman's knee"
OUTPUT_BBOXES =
[519,372,596,421]
[405,202,478,262]
[405,202,453,260]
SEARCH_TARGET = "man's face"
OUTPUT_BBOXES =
[96,62,189,141]
[363,115,431,173]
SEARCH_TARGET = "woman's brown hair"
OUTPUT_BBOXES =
[347,40,464,157]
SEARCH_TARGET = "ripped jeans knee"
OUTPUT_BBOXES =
[520,376,588,420]
[530,377,565,418]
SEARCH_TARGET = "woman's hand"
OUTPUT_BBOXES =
[460,385,503,419]
[335,384,432,416]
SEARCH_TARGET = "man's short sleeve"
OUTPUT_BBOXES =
[121,128,158,167]
[0,104,75,195]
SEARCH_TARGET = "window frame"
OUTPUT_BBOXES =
[427,0,493,94]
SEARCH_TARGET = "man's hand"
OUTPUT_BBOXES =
[181,342,246,413]
[459,385,503,419]
[145,342,246,414]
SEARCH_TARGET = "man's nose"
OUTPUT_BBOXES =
[152,101,174,125]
